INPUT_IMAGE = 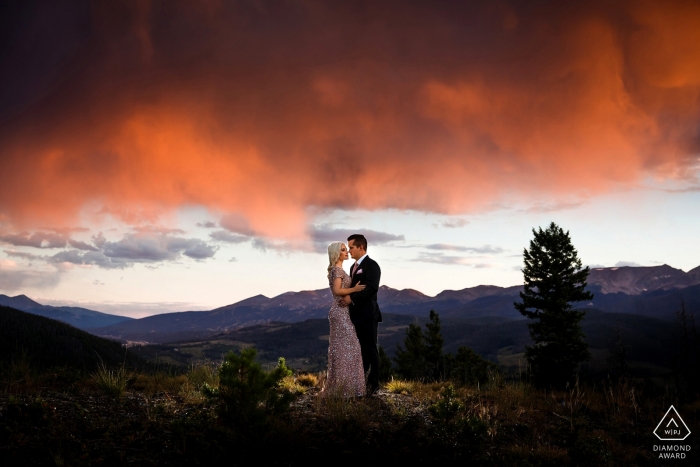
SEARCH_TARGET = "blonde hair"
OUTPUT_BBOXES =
[327,242,344,278]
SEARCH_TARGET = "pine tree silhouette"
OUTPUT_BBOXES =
[514,222,592,388]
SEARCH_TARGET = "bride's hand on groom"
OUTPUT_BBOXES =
[353,282,366,292]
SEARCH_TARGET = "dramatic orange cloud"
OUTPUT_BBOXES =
[1,0,698,237]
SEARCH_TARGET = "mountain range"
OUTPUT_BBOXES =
[92,264,700,343]
[3,264,699,344]
[0,294,133,329]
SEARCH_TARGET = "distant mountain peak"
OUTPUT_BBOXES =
[0,295,132,329]
[588,264,700,294]
[0,294,42,309]
[209,294,271,313]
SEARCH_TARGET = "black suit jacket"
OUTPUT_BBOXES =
[348,256,383,324]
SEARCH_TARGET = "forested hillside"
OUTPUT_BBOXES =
[0,305,139,371]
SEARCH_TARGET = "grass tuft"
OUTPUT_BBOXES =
[296,373,318,387]
[279,375,308,395]
[91,360,132,398]
[385,378,414,395]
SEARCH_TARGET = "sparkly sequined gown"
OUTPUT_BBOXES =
[322,266,366,397]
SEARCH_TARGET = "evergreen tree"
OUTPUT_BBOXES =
[514,222,593,388]
[452,346,498,386]
[424,310,445,381]
[394,323,427,379]
[204,348,294,429]
[606,328,629,381]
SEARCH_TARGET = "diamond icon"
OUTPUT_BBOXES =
[654,406,691,441]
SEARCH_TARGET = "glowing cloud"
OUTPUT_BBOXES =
[1,0,698,238]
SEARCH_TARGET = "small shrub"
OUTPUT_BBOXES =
[204,348,295,429]
[296,373,318,387]
[429,385,464,422]
[385,379,414,395]
[429,385,488,460]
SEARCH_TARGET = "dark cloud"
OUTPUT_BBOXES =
[103,235,173,262]
[437,218,470,228]
[182,242,217,260]
[67,239,99,251]
[50,249,130,269]
[213,224,406,253]
[210,230,249,244]
[250,238,292,253]
[309,226,405,252]
[415,252,472,266]
[0,232,67,249]
[416,251,498,267]
[469,245,504,255]
[1,231,100,251]
[92,232,106,248]
[4,250,45,261]
[0,230,221,270]
[197,221,217,228]
[425,244,504,254]
[425,244,469,252]
[103,233,216,262]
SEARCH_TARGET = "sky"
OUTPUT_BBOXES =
[0,0,699,318]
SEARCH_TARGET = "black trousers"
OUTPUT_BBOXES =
[355,317,379,391]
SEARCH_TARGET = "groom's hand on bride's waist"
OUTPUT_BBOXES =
[342,295,352,305]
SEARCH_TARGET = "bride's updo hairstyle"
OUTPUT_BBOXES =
[327,241,344,278]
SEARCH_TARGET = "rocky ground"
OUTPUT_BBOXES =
[0,384,447,466]
[1,377,696,466]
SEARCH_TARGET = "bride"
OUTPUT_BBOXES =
[321,241,366,397]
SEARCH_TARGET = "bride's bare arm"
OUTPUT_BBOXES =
[332,278,365,296]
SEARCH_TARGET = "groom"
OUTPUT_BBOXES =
[343,234,382,395]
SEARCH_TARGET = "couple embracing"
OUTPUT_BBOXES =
[323,234,382,397]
